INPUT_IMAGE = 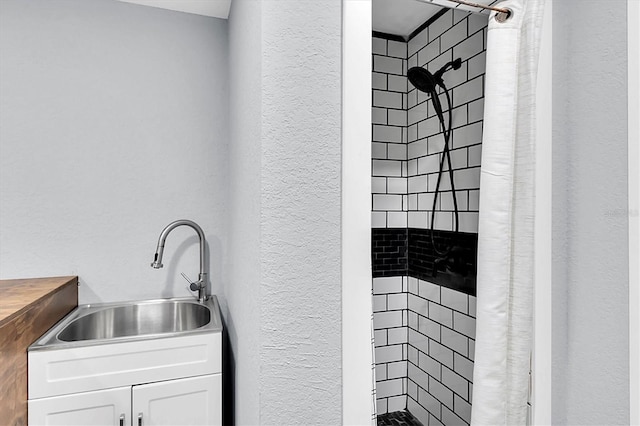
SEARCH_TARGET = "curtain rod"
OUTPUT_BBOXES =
[446,0,512,17]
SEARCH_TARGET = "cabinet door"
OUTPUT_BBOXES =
[132,374,221,426]
[28,386,130,426]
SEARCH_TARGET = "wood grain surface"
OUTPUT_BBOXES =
[0,276,78,426]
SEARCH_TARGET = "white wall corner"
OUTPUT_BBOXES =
[342,0,373,425]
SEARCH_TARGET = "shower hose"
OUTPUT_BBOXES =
[429,86,460,258]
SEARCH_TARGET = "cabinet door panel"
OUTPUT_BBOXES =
[132,374,221,426]
[28,386,130,426]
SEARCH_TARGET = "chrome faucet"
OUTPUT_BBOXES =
[151,219,208,303]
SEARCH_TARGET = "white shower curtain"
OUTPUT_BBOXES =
[471,1,546,425]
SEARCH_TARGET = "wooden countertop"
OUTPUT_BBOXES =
[0,276,77,327]
[0,276,78,426]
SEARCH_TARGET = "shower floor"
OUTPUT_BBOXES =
[377,410,423,426]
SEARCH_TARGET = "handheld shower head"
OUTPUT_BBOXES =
[408,57,463,124]
[407,58,463,94]
[407,66,438,94]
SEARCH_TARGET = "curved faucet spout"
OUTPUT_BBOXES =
[151,219,208,302]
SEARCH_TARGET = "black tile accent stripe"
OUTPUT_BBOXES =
[408,228,477,296]
[372,228,477,296]
[372,228,408,277]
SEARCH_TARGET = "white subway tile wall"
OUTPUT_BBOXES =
[372,9,485,422]
[372,37,408,229]
[373,277,408,414]
[374,276,477,422]
[407,278,477,426]
[406,9,486,234]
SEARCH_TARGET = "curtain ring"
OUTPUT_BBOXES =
[495,8,513,23]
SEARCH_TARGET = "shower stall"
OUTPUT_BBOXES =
[371,1,489,424]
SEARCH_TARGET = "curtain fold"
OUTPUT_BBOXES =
[471,1,545,424]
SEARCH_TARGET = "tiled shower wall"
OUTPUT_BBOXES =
[372,37,408,229]
[372,9,488,232]
[406,10,487,233]
[373,276,409,413]
[372,8,487,426]
[373,273,478,425]
[406,277,477,425]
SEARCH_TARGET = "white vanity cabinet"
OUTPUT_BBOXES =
[28,332,222,426]
[29,374,221,426]
[28,386,130,426]
[133,374,221,425]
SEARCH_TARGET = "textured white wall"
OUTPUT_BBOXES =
[552,0,629,423]
[2,0,343,421]
[0,0,229,304]
[227,0,342,423]
[260,1,342,422]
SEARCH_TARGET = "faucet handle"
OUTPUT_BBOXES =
[181,272,202,292]
[180,272,195,287]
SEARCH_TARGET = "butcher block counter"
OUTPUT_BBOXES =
[0,276,78,426]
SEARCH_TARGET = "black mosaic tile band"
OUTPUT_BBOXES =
[372,228,408,277]
[372,228,477,296]
[408,228,477,296]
